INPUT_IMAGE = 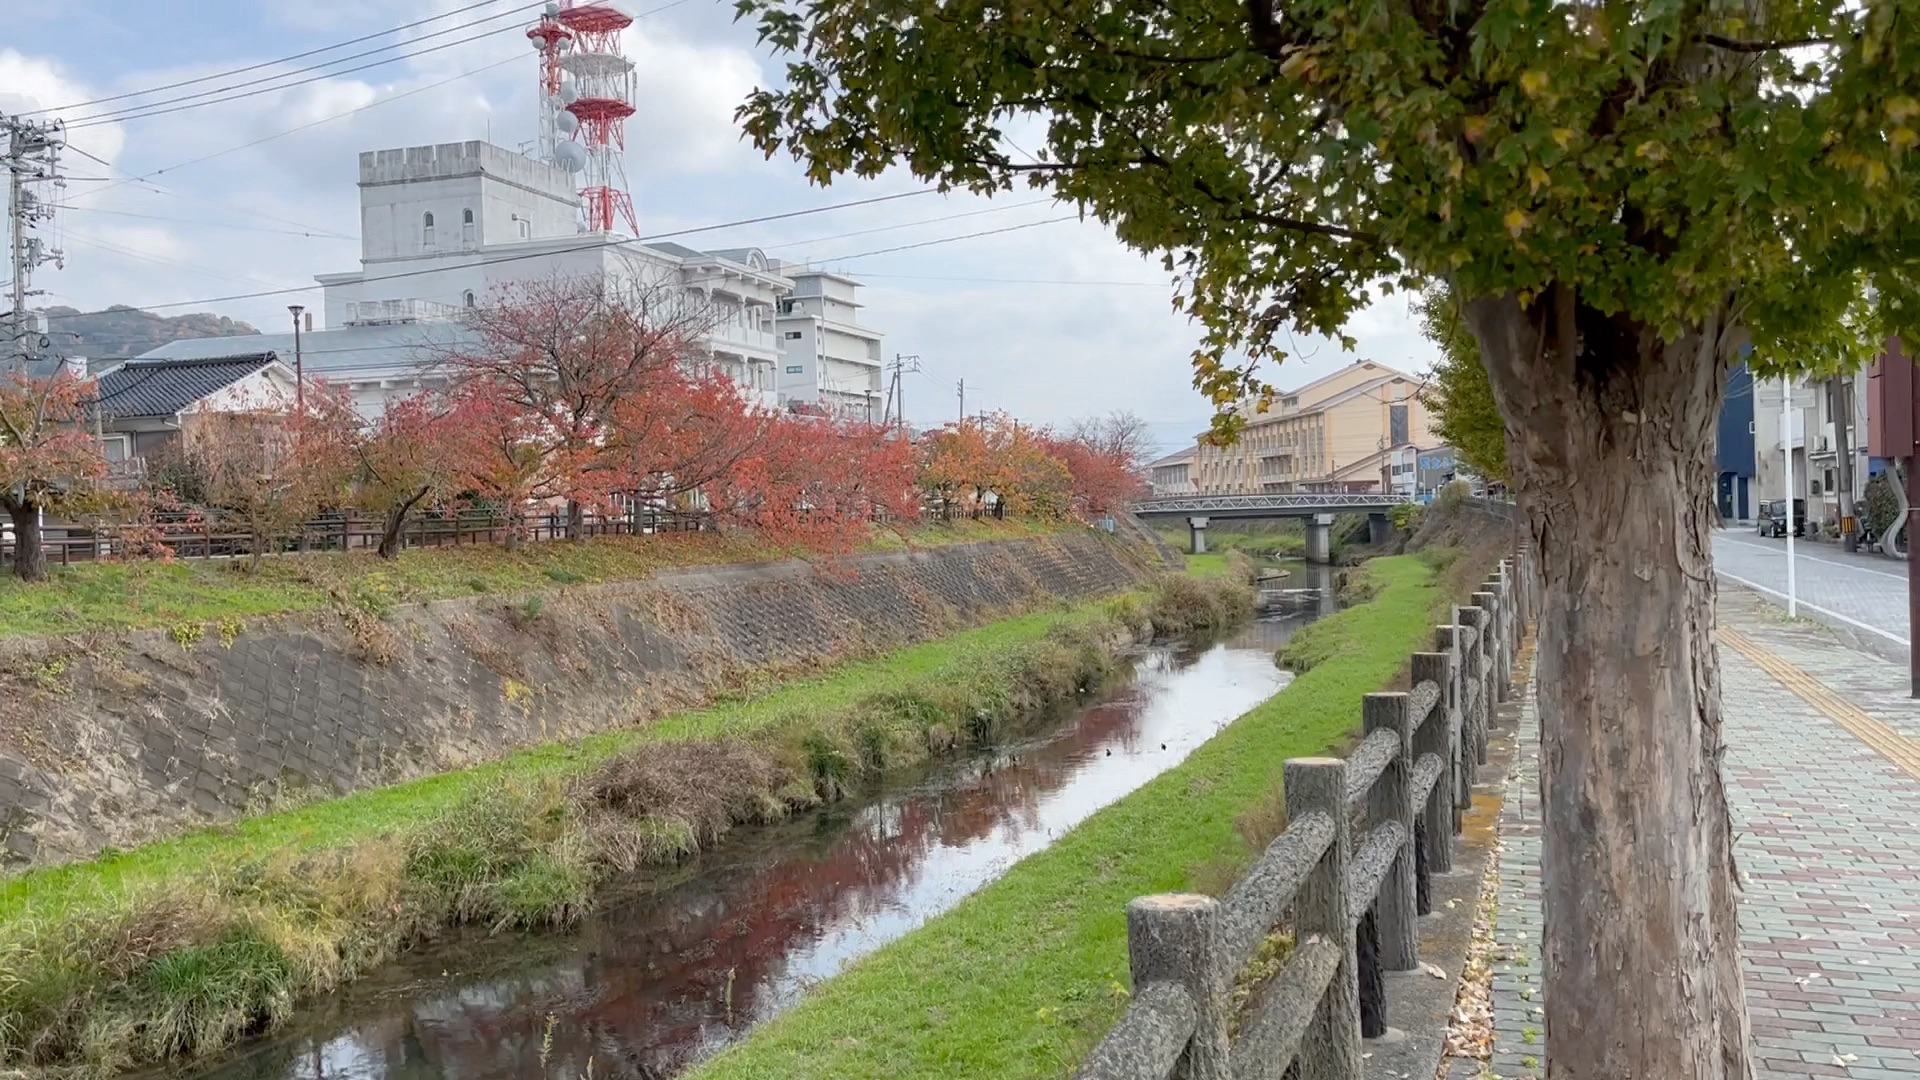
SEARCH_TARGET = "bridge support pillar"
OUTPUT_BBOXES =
[1305,513,1335,564]
[1187,516,1210,554]
[1368,512,1391,545]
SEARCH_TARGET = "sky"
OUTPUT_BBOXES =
[1,0,1439,448]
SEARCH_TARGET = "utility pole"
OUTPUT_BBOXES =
[1829,374,1858,552]
[883,353,920,435]
[957,377,965,422]
[288,305,306,413]
[1782,375,1798,617]
[3,113,66,373]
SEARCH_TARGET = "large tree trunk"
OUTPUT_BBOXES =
[378,488,431,560]
[1463,289,1751,1079]
[6,499,46,583]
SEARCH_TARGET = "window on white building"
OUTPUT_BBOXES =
[784,331,803,340]
[463,291,476,308]
[462,209,475,245]
[422,212,435,248]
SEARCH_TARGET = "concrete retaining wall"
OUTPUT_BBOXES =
[0,532,1151,870]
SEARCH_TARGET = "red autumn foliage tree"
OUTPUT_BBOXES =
[433,276,719,538]
[706,415,919,548]
[917,412,1075,519]
[1046,411,1151,517]
[0,371,109,582]
[353,392,462,559]
[915,420,992,519]
[183,394,359,570]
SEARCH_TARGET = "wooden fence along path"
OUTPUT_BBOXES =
[1076,548,1536,1080]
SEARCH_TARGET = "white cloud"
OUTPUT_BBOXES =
[621,26,766,174]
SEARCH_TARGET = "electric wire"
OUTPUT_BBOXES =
[16,0,533,117]
[38,188,943,324]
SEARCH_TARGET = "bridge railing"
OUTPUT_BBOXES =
[1072,547,1534,1080]
[1132,492,1418,514]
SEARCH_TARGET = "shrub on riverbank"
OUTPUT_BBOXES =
[0,570,1244,1075]
[689,554,1462,1080]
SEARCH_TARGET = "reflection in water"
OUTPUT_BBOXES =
[185,604,1325,1080]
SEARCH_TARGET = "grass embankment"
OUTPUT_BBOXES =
[0,518,1056,639]
[690,554,1448,1080]
[0,571,1251,1075]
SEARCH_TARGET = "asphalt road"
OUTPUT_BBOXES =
[1712,529,1911,648]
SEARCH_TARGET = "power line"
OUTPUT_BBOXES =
[67,53,524,204]
[65,17,536,130]
[39,189,942,324]
[765,198,1051,251]
[814,214,1081,262]
[63,0,693,200]
[854,271,1167,287]
[18,0,530,117]
[53,204,357,239]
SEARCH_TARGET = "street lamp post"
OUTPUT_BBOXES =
[287,304,305,413]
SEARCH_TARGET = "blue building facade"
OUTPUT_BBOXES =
[1716,360,1756,522]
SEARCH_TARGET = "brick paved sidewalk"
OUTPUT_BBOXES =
[1484,587,1920,1079]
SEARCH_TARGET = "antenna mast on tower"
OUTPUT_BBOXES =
[529,1,638,236]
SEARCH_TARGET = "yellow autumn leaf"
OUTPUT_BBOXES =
[1889,96,1920,123]
[1520,70,1549,97]
[1864,159,1889,188]
[1528,165,1549,195]
[1578,243,1598,255]
[1279,49,1316,81]
[1552,127,1575,149]
[1893,127,1919,151]
[1463,115,1490,143]
[1448,154,1464,180]
[1504,208,1532,236]
[1635,140,1667,162]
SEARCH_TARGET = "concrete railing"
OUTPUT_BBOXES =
[1074,548,1535,1080]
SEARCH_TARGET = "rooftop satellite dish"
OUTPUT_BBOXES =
[559,79,580,104]
[546,2,560,13]
[557,111,580,135]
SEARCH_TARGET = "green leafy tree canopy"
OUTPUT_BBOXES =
[1416,287,1508,482]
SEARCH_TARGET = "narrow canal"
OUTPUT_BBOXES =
[183,568,1338,1080]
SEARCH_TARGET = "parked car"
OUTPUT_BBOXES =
[1756,498,1808,538]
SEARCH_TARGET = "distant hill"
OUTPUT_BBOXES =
[41,304,258,364]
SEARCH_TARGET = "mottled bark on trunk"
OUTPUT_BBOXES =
[6,499,46,583]
[1463,288,1751,1079]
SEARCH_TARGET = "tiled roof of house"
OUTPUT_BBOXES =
[93,354,277,419]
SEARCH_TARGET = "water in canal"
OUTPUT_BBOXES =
[184,568,1337,1080]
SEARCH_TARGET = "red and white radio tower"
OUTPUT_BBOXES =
[529,1,638,235]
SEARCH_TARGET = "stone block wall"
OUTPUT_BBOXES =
[0,532,1151,870]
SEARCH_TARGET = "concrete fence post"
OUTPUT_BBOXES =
[1480,578,1509,701]
[1125,894,1229,1080]
[1364,693,1417,971]
[1433,624,1471,818]
[1284,757,1361,1080]
[1459,603,1491,766]
[1409,651,1456,880]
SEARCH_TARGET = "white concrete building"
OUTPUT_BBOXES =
[1148,447,1195,495]
[139,141,791,414]
[771,265,885,420]
[1754,374,1871,529]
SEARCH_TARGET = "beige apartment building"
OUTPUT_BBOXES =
[1191,360,1437,494]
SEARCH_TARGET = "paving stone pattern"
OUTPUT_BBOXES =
[0,533,1151,869]
[1487,592,1920,1079]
